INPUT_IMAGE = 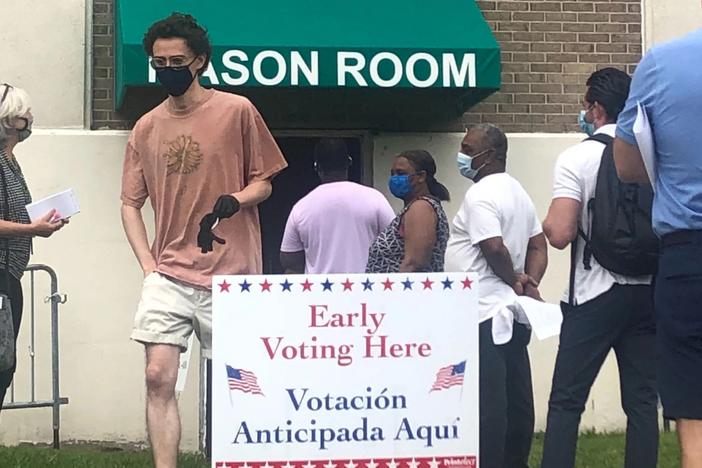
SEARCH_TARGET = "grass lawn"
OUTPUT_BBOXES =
[0,432,680,467]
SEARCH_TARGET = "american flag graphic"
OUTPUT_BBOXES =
[430,360,466,392]
[226,365,264,395]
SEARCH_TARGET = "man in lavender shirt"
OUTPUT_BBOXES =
[280,138,394,274]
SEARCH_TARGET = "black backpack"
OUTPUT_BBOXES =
[578,133,659,277]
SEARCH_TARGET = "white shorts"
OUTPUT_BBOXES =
[130,272,212,358]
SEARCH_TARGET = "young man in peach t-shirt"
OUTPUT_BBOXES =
[120,13,287,467]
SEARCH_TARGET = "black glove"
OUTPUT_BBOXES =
[197,213,226,254]
[212,195,240,219]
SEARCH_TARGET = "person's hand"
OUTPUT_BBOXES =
[523,283,544,301]
[513,273,540,298]
[197,213,226,254]
[141,258,157,278]
[212,195,240,219]
[511,279,525,296]
[30,209,67,238]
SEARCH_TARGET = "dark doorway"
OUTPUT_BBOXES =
[258,136,364,274]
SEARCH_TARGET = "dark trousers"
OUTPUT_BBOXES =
[479,320,534,468]
[541,284,658,468]
[655,237,702,419]
[0,272,24,412]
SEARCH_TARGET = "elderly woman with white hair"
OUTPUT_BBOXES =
[0,83,67,411]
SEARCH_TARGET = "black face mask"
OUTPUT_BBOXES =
[155,64,196,97]
[17,117,32,142]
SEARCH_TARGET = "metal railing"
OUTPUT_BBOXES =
[2,264,69,449]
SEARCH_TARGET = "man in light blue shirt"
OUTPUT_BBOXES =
[615,28,702,468]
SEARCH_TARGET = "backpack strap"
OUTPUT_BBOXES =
[584,133,614,145]
[576,133,613,272]
[569,233,577,306]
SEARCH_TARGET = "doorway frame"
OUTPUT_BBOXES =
[272,130,375,186]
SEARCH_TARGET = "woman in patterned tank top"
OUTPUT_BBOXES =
[0,84,68,412]
[366,150,450,273]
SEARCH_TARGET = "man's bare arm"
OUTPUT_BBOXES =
[614,138,649,184]
[121,204,156,276]
[232,179,273,208]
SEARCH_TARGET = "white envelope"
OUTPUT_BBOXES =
[26,188,80,221]
[633,102,657,190]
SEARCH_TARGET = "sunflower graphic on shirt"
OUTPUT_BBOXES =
[163,135,203,175]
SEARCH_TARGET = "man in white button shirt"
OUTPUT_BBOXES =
[445,123,548,468]
[541,68,657,468]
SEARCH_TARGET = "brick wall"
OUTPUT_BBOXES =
[92,0,642,132]
[470,0,642,132]
[93,0,130,129]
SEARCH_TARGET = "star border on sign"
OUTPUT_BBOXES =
[321,278,334,291]
[260,279,272,292]
[342,278,354,291]
[239,279,251,292]
[382,278,394,291]
[362,279,374,291]
[461,277,473,289]
[401,278,413,290]
[422,278,434,290]
[301,279,314,291]
[441,277,453,290]
[280,279,292,292]
[218,279,231,293]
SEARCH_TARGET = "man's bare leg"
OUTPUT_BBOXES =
[679,419,702,468]
[145,344,181,468]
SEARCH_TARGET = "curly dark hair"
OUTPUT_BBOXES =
[143,12,212,76]
[585,67,631,122]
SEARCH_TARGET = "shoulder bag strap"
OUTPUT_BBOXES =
[0,159,11,292]
[568,233,577,306]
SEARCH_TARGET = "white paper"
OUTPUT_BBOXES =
[26,188,80,221]
[516,296,563,341]
[175,334,195,394]
[633,102,657,190]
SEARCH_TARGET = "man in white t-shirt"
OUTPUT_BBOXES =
[445,124,548,468]
[280,138,394,274]
[541,68,657,468]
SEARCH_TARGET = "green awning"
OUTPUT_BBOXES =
[115,0,501,114]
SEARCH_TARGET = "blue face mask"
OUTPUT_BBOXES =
[579,110,595,136]
[388,174,412,199]
[457,149,489,180]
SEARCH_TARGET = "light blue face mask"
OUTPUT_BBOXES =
[388,174,412,199]
[457,149,490,180]
[579,110,595,136]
